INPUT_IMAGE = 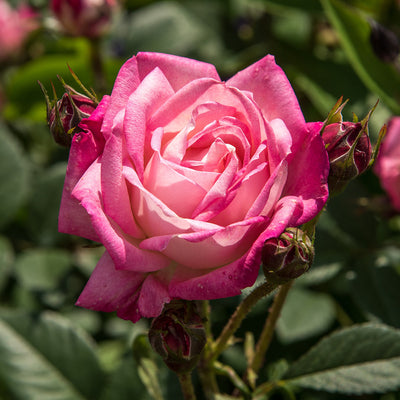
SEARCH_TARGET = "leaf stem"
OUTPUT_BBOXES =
[245,281,293,388]
[177,372,197,400]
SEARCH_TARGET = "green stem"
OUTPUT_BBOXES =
[245,281,293,388]
[197,361,219,400]
[89,38,107,95]
[177,372,197,400]
[207,281,278,364]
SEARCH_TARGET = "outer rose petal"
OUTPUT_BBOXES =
[58,96,109,241]
[76,251,145,322]
[283,127,329,225]
[73,160,170,273]
[227,55,307,149]
[136,52,221,91]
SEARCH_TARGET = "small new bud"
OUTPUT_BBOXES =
[262,228,314,283]
[48,86,96,147]
[369,20,400,63]
[322,121,372,195]
[148,301,206,373]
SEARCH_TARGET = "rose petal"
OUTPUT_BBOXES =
[246,159,289,219]
[144,151,207,217]
[283,128,329,225]
[137,273,171,318]
[101,112,145,239]
[102,57,140,139]
[150,81,265,152]
[73,161,170,272]
[136,52,220,91]
[124,67,175,179]
[58,96,110,240]
[76,251,145,323]
[141,216,266,270]
[192,150,240,220]
[227,54,307,149]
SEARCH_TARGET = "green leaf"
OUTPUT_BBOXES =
[351,260,400,328]
[15,248,72,291]
[99,355,151,400]
[0,123,30,229]
[276,288,336,343]
[0,236,14,293]
[321,0,400,113]
[296,262,343,286]
[133,334,164,400]
[110,2,223,59]
[284,323,400,394]
[0,311,105,399]
[26,163,67,246]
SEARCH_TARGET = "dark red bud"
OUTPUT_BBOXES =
[48,90,96,147]
[369,20,400,63]
[322,121,372,195]
[148,301,206,373]
[262,228,314,283]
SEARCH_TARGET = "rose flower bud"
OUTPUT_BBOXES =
[148,301,206,373]
[48,86,97,147]
[322,121,372,195]
[51,0,116,39]
[374,117,400,211]
[262,227,314,283]
[60,52,329,322]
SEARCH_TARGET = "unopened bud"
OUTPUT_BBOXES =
[148,301,206,373]
[51,0,116,39]
[48,87,96,147]
[322,121,372,195]
[369,20,400,63]
[262,228,314,283]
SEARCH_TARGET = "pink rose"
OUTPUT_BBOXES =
[51,0,116,38]
[0,0,38,62]
[59,53,329,322]
[374,117,400,211]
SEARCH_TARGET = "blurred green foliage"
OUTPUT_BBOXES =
[0,0,399,399]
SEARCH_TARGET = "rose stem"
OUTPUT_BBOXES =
[207,280,278,364]
[198,300,219,399]
[89,38,107,95]
[177,372,197,400]
[245,281,293,388]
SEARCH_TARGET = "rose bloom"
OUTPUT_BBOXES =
[59,53,329,322]
[51,0,116,38]
[374,117,400,211]
[0,0,38,62]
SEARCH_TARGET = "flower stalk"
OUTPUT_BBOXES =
[206,281,278,364]
[177,372,197,400]
[245,281,294,388]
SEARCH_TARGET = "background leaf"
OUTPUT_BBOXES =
[0,311,105,400]
[276,288,336,343]
[14,248,72,291]
[284,324,400,394]
[0,123,30,229]
[321,0,400,113]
